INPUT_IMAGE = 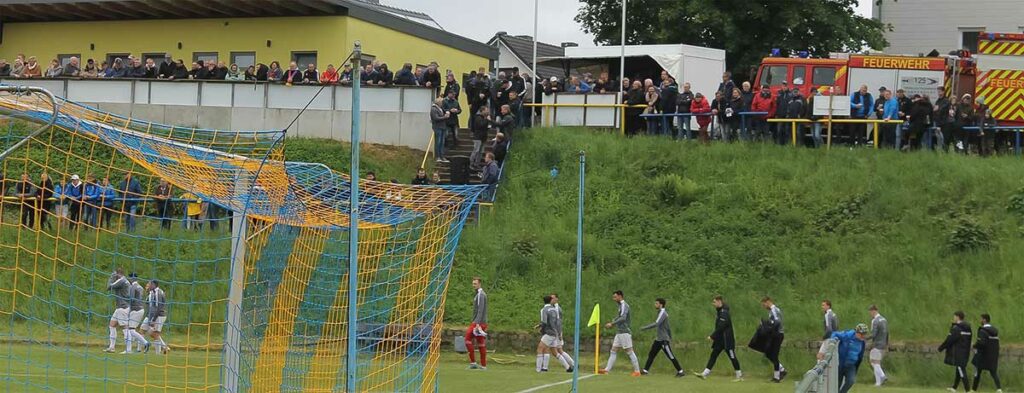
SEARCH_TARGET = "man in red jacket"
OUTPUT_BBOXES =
[690,93,712,144]
[751,85,776,142]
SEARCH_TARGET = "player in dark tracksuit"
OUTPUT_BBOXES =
[761,297,788,382]
[697,296,743,381]
[938,311,973,392]
[640,298,685,377]
[972,313,1001,392]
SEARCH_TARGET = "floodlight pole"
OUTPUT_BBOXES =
[346,41,362,393]
[572,151,585,393]
[619,0,627,127]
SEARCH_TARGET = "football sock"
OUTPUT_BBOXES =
[605,352,617,371]
[628,351,640,372]
[107,327,117,349]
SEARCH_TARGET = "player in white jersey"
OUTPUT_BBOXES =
[534,294,575,372]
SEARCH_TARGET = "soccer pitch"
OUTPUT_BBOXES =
[0,343,952,392]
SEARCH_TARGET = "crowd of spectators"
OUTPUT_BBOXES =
[0,172,226,232]
[551,69,1010,155]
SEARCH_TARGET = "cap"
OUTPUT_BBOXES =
[550,76,558,82]
[70,174,80,181]
[878,86,886,91]
[128,272,138,278]
[854,323,870,334]
[781,81,788,85]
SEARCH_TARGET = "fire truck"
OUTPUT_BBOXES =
[754,53,961,99]
[974,32,1024,126]
[753,32,1024,125]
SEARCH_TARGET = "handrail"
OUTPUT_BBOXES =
[0,85,59,161]
[795,338,839,393]
[420,132,434,169]
[768,118,904,147]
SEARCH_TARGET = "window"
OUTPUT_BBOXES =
[960,30,982,52]
[291,51,318,69]
[359,54,376,68]
[192,52,219,65]
[758,65,787,86]
[230,51,256,68]
[57,54,79,67]
[142,53,166,63]
[792,66,806,86]
[811,67,836,86]
[105,53,131,66]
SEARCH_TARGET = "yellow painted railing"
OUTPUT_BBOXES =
[767,118,905,148]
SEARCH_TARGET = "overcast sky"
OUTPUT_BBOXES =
[382,0,874,46]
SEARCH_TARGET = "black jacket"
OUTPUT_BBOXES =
[873,96,887,119]
[727,96,744,125]
[748,319,774,354]
[625,88,645,106]
[411,176,429,185]
[375,66,394,86]
[158,61,175,79]
[172,65,189,80]
[972,324,1000,371]
[509,74,526,96]
[774,90,791,118]
[659,84,679,113]
[394,66,417,86]
[677,91,694,114]
[741,90,754,112]
[709,305,736,350]
[214,66,229,80]
[786,96,806,119]
[909,100,933,126]
[493,140,508,164]
[939,321,973,367]
[934,96,953,126]
[897,96,912,118]
[494,113,515,134]
[420,69,442,89]
[471,113,493,141]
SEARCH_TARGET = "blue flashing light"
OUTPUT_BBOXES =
[770,48,781,57]
[798,51,809,58]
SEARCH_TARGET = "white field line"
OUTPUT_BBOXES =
[516,374,597,393]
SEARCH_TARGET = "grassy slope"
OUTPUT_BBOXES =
[448,127,1024,346]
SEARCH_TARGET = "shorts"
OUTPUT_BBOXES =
[141,316,166,332]
[612,333,633,349]
[541,335,563,348]
[128,309,145,329]
[110,308,130,327]
[869,348,885,362]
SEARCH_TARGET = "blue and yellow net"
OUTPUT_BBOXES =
[0,89,483,392]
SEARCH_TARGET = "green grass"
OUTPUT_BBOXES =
[448,127,1024,346]
[1,343,1002,392]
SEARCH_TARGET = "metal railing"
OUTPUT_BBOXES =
[795,338,839,393]
[526,102,646,135]
[767,118,905,147]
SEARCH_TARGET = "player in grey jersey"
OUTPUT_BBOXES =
[599,290,641,376]
[122,273,149,354]
[140,280,168,354]
[868,305,889,386]
[534,294,574,372]
[105,268,131,353]
[640,298,685,377]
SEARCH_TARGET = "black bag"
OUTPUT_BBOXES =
[747,319,773,353]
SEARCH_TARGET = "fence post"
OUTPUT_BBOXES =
[791,122,797,146]
[826,120,832,150]
[1016,129,1021,156]
[873,123,880,149]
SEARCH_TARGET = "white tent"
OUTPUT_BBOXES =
[539,44,726,97]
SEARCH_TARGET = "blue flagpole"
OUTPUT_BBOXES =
[347,41,362,393]
[572,151,585,392]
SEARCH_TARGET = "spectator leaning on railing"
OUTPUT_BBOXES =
[23,56,42,78]
[225,64,244,81]
[302,63,319,84]
[320,64,339,85]
[45,59,63,78]
[0,59,10,77]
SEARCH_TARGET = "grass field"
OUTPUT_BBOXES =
[1,343,1002,392]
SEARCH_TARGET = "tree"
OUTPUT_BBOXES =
[575,0,889,80]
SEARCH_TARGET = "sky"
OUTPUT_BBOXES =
[381,0,874,47]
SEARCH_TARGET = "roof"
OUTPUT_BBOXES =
[557,44,725,61]
[488,32,564,78]
[0,0,496,59]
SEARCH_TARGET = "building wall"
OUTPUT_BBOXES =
[0,16,348,69]
[495,42,528,71]
[875,0,1024,55]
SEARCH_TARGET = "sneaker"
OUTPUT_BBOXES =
[540,369,548,372]
[436,159,444,163]
[780,370,788,380]
[566,367,573,373]
[771,378,782,383]
[479,366,487,371]
[103,348,115,353]
[693,372,706,380]
[630,371,642,377]
[946,389,957,393]
[143,342,151,353]
[597,369,609,375]
[440,158,451,163]
[675,371,686,378]
[996,389,1003,393]
[731,377,744,382]
[119,350,131,354]
[467,363,479,370]
[640,370,649,375]
[163,347,170,355]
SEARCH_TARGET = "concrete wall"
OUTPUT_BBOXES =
[874,0,1024,55]
[2,79,433,149]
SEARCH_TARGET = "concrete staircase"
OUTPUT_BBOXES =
[431,127,498,185]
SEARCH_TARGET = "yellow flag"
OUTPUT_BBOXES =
[587,303,600,327]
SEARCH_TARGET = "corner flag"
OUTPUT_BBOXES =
[587,304,600,327]
[587,304,601,374]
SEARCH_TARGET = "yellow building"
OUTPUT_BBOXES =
[0,0,495,124]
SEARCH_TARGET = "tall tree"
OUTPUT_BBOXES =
[575,0,889,80]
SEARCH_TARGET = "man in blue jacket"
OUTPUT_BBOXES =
[850,85,873,144]
[83,174,101,227]
[881,89,901,148]
[818,323,869,393]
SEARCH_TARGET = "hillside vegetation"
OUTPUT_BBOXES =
[448,128,1024,345]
